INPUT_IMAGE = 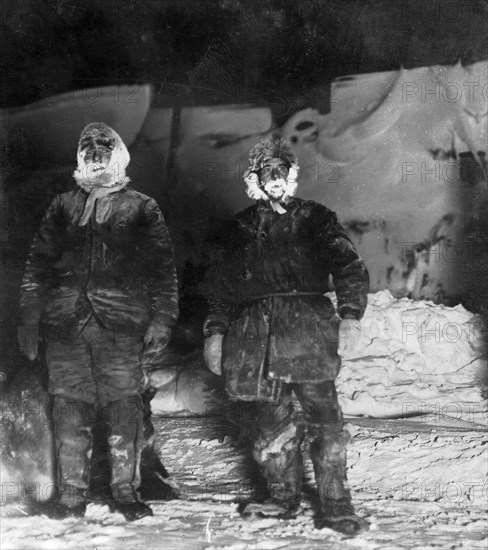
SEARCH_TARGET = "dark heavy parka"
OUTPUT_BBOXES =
[20,188,179,339]
[204,198,369,401]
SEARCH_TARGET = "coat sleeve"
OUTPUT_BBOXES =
[141,198,179,327]
[19,194,65,323]
[318,206,369,320]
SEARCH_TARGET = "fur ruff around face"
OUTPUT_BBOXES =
[243,134,299,203]
[73,122,131,188]
[244,164,300,202]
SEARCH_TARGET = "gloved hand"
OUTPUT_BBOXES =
[337,318,361,358]
[203,334,224,376]
[17,322,40,361]
[142,320,172,368]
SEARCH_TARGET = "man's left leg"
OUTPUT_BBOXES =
[100,395,152,520]
[294,381,369,535]
[91,326,152,521]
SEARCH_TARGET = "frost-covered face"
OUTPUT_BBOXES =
[259,158,290,200]
[74,123,131,188]
[79,126,116,183]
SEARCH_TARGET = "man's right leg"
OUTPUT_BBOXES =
[40,333,97,518]
[243,387,305,518]
[51,396,96,514]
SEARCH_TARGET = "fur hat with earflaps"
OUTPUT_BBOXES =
[244,133,300,201]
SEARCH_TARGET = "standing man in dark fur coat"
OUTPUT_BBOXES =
[18,123,179,520]
[203,135,369,535]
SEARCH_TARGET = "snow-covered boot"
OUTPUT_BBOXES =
[101,395,153,521]
[243,422,304,519]
[40,396,96,518]
[310,424,369,535]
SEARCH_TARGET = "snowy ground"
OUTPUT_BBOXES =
[1,415,486,550]
[1,291,486,548]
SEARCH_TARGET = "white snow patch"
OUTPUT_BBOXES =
[332,291,487,422]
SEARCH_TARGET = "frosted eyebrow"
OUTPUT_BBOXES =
[80,137,115,150]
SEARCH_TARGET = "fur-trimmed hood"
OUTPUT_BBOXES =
[243,134,300,204]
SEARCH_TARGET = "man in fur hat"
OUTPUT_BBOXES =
[203,134,369,535]
[18,122,179,520]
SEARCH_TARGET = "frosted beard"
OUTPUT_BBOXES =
[263,178,289,201]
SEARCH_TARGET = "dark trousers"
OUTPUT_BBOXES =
[45,317,146,506]
[53,394,145,506]
[45,316,145,406]
[252,381,353,507]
